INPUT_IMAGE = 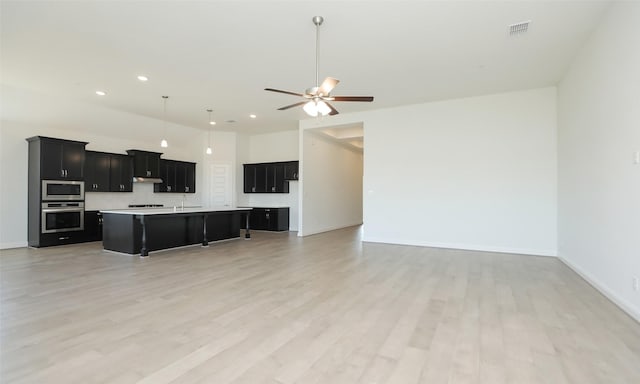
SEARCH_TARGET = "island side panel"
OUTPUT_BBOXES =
[102,213,140,254]
[145,214,204,252]
[206,211,241,241]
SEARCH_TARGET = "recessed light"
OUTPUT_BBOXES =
[137,75,148,82]
[209,121,216,125]
[95,90,106,96]
[249,114,257,119]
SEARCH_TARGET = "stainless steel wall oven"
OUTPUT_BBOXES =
[41,202,84,233]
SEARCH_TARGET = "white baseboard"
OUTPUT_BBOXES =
[298,222,362,237]
[559,256,640,324]
[362,236,557,257]
[0,241,28,250]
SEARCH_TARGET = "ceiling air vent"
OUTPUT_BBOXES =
[509,20,531,36]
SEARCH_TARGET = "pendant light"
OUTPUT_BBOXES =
[160,96,169,148]
[206,108,214,155]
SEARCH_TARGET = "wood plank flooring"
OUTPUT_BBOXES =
[1,226,639,383]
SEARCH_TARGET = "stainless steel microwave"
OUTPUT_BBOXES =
[42,180,85,201]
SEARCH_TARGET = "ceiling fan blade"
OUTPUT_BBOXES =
[319,77,339,95]
[265,88,304,97]
[277,101,307,111]
[332,96,374,102]
[325,102,339,116]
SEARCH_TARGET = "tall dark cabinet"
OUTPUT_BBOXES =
[26,136,88,247]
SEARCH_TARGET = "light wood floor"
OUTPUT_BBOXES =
[2,227,639,384]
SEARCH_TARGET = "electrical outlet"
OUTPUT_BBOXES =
[633,276,640,291]
[634,151,640,164]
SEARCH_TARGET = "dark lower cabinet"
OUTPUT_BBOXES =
[83,211,103,242]
[242,207,289,231]
[38,231,88,247]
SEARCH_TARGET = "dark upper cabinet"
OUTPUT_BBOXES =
[109,154,133,192]
[284,161,299,180]
[184,162,195,193]
[32,137,87,180]
[85,151,111,192]
[267,163,286,193]
[155,159,195,193]
[84,151,132,193]
[126,150,162,178]
[244,161,297,193]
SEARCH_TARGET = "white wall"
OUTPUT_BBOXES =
[236,130,300,230]
[299,130,363,236]
[0,85,237,249]
[301,87,558,256]
[557,2,640,321]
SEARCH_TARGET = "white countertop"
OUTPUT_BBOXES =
[100,206,252,215]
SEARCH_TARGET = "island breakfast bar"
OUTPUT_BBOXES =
[100,207,252,256]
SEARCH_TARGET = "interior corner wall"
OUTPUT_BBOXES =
[299,130,363,237]
[362,87,557,256]
[557,2,640,321]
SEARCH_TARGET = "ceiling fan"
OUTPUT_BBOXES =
[265,16,374,117]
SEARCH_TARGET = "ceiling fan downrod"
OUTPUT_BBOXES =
[313,16,323,90]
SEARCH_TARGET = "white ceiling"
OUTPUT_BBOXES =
[1,1,612,134]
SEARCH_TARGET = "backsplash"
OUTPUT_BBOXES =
[85,182,201,211]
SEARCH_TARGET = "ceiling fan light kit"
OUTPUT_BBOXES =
[265,16,374,117]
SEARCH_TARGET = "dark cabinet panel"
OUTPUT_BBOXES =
[85,151,132,193]
[85,151,111,192]
[284,161,299,180]
[83,210,103,242]
[155,159,195,193]
[254,164,267,193]
[267,164,286,193]
[36,137,87,180]
[126,150,162,178]
[184,162,195,193]
[244,161,297,193]
[243,207,289,231]
[109,154,133,192]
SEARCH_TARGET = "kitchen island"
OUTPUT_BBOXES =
[100,207,252,256]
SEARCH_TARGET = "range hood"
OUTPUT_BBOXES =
[132,177,163,183]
